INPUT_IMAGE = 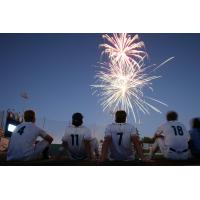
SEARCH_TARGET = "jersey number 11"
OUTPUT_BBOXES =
[71,134,79,146]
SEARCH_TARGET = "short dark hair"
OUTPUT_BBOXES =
[166,111,178,121]
[24,110,35,122]
[115,110,127,123]
[72,112,83,127]
[191,118,200,129]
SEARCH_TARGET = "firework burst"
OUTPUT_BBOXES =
[92,33,172,122]
[100,33,147,69]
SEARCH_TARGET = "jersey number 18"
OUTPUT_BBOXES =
[171,126,184,136]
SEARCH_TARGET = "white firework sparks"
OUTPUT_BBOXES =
[100,33,147,69]
[92,33,172,122]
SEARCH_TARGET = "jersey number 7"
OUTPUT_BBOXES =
[117,132,123,145]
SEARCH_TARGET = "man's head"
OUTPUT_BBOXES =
[191,118,200,129]
[115,110,127,123]
[166,111,178,122]
[24,110,36,123]
[72,112,83,127]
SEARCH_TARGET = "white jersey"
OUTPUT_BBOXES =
[155,121,190,153]
[105,123,138,161]
[7,122,48,161]
[62,125,92,160]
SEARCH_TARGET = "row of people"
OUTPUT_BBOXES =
[7,109,200,161]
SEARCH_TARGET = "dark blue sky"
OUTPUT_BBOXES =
[0,34,200,140]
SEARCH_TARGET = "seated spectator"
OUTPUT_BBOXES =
[149,111,190,160]
[61,113,93,160]
[100,110,144,161]
[189,118,200,158]
[7,110,53,161]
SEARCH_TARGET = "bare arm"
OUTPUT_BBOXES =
[43,134,53,144]
[132,135,144,160]
[84,140,93,160]
[100,137,112,161]
[152,128,164,142]
[39,129,53,144]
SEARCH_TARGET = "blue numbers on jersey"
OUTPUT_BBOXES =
[171,126,184,136]
[117,132,123,145]
[71,134,79,146]
[17,126,26,135]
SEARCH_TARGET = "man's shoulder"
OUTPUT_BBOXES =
[78,125,91,133]
[30,123,44,132]
[15,122,32,130]
[81,125,90,130]
[65,125,91,133]
[168,121,186,127]
[27,123,47,136]
[106,123,136,130]
[154,123,167,135]
[65,125,73,130]
[106,123,123,129]
[64,125,75,134]
[125,123,136,129]
[158,122,170,129]
[21,122,37,127]
[177,121,186,128]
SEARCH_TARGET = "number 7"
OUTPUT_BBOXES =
[117,132,123,145]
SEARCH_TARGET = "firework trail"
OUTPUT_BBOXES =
[92,33,173,122]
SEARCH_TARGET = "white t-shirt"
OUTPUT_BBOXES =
[7,122,48,161]
[62,125,92,160]
[105,123,138,161]
[155,121,190,152]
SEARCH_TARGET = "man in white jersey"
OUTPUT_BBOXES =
[61,113,93,160]
[100,110,144,161]
[149,111,190,160]
[7,110,53,161]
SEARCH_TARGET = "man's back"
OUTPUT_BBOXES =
[157,121,189,151]
[105,123,137,160]
[7,122,47,160]
[62,125,92,160]
[189,128,200,154]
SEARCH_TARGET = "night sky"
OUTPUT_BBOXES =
[0,33,200,142]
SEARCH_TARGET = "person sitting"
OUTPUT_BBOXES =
[100,110,144,161]
[7,110,53,161]
[189,118,200,158]
[61,113,93,160]
[149,111,190,160]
